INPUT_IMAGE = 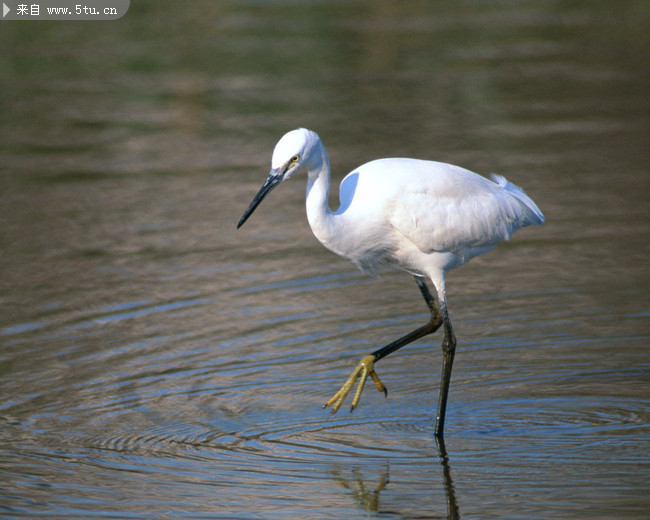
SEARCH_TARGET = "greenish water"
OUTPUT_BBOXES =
[1,1,648,518]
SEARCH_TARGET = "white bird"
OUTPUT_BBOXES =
[237,128,544,437]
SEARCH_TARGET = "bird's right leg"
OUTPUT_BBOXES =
[324,276,443,413]
[434,308,456,437]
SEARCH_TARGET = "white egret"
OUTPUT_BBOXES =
[237,128,544,437]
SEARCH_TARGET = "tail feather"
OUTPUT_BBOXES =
[490,174,545,226]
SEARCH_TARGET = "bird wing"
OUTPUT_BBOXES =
[375,160,543,256]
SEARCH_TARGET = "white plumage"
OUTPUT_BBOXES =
[238,128,544,437]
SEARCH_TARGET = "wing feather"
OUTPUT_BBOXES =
[382,162,543,255]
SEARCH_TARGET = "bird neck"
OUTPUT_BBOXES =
[305,145,334,242]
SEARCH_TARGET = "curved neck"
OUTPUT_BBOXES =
[305,144,333,242]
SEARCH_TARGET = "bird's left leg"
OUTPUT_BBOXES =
[324,276,443,413]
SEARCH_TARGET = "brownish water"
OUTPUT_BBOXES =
[1,1,648,518]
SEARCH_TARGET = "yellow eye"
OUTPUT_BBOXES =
[291,155,300,164]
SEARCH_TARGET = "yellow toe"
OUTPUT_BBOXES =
[324,354,387,414]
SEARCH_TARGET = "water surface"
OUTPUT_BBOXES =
[1,1,648,518]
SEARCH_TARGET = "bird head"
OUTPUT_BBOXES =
[237,128,319,228]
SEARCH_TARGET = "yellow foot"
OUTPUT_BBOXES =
[323,354,388,413]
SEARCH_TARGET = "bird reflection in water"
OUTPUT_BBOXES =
[331,437,460,519]
[331,465,389,513]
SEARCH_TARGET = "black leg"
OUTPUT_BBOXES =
[324,276,444,413]
[435,316,456,437]
[410,276,457,437]
[372,276,443,362]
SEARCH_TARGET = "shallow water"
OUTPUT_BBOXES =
[1,1,649,518]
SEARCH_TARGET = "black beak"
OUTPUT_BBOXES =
[237,172,283,228]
